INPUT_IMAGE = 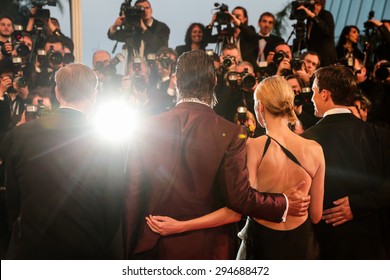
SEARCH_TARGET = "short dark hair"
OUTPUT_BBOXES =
[0,15,14,25]
[233,6,248,25]
[135,0,150,7]
[314,65,357,106]
[0,57,15,75]
[259,12,275,22]
[315,0,326,7]
[301,51,321,68]
[175,50,216,104]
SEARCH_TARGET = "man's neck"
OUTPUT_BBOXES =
[144,18,153,27]
[259,32,270,37]
[0,35,11,43]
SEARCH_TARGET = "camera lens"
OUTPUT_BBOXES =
[15,43,30,57]
[223,57,233,68]
[375,66,390,81]
[242,75,256,89]
[48,51,63,65]
[63,53,75,64]
[273,52,286,64]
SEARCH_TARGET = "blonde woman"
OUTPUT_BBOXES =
[147,76,325,259]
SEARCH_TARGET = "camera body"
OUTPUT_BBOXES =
[375,62,390,81]
[214,3,230,25]
[120,0,145,31]
[291,57,303,71]
[32,0,57,28]
[158,54,175,70]
[294,87,312,106]
[36,46,63,68]
[364,11,376,30]
[227,68,256,90]
[25,99,50,121]
[6,57,27,94]
[94,53,125,75]
[13,25,30,58]
[290,0,314,21]
[222,55,235,69]
[273,50,289,64]
[131,57,147,91]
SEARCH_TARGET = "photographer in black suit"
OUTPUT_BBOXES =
[297,0,337,66]
[108,0,170,59]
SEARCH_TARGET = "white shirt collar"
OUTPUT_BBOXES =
[323,107,351,118]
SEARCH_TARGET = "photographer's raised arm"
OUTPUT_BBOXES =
[107,16,126,41]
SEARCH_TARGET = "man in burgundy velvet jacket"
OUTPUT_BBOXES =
[124,50,309,260]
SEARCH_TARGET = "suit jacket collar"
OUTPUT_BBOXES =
[174,101,215,113]
[56,107,89,121]
[316,112,359,125]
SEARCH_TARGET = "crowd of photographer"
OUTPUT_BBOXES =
[1,0,387,141]
[101,0,390,138]
[0,1,75,139]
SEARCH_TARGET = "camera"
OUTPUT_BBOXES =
[227,68,256,90]
[94,53,125,75]
[36,46,63,67]
[214,3,231,25]
[273,50,289,64]
[236,106,255,137]
[290,0,315,21]
[291,57,303,71]
[63,53,75,64]
[47,46,63,65]
[6,57,27,94]
[158,54,175,70]
[364,11,376,30]
[13,25,30,58]
[25,99,50,121]
[120,0,145,31]
[32,0,57,28]
[375,62,390,81]
[294,87,312,106]
[237,106,247,125]
[222,55,235,68]
[131,57,147,91]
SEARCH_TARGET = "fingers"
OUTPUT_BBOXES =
[333,196,348,206]
[323,212,347,226]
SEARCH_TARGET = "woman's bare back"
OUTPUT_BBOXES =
[246,132,324,230]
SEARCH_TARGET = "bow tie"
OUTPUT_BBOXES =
[259,35,269,41]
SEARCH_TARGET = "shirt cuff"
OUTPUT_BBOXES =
[281,193,288,222]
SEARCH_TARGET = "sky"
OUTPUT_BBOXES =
[48,0,293,69]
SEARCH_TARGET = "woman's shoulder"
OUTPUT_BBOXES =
[246,135,268,147]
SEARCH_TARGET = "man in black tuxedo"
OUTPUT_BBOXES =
[255,12,284,67]
[302,65,390,259]
[297,0,337,66]
[107,0,170,59]
[3,63,125,259]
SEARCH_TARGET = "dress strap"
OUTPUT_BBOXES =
[261,135,272,159]
[266,135,302,167]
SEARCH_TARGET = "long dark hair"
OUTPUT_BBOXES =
[184,23,207,49]
[336,25,360,50]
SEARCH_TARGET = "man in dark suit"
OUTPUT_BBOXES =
[302,65,390,259]
[255,12,284,67]
[297,0,337,66]
[3,63,125,259]
[107,0,170,59]
[124,50,311,260]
